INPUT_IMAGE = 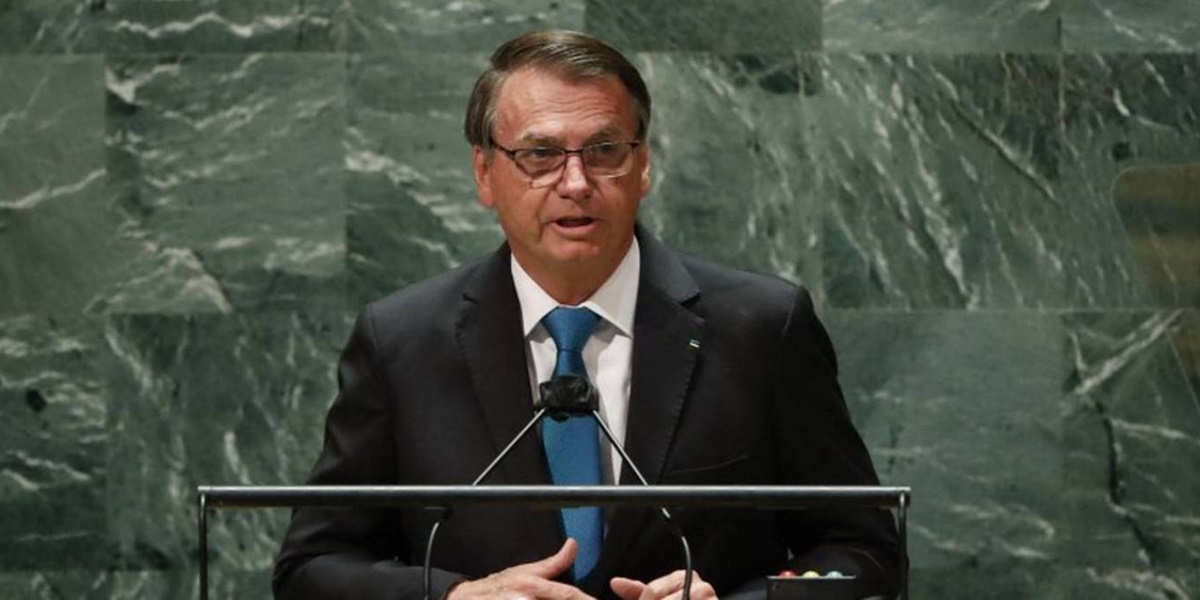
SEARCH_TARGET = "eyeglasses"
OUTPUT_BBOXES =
[491,140,641,188]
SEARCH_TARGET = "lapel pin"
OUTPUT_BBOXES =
[687,339,701,350]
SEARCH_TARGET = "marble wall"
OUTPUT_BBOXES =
[1,1,1197,598]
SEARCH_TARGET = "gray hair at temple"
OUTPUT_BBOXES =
[464,30,652,150]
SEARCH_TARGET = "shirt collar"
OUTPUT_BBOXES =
[511,237,640,338]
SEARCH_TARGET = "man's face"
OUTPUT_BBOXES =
[472,68,650,288]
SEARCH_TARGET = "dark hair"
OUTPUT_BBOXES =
[464,30,651,149]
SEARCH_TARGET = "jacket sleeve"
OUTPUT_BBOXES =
[273,307,465,600]
[770,287,904,598]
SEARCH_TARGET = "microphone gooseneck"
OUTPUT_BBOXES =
[421,375,693,600]
[540,375,694,600]
[589,404,693,600]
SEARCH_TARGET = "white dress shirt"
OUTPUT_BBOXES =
[510,238,640,485]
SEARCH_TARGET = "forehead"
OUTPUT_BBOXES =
[493,68,638,142]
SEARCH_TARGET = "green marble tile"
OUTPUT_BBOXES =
[637,53,820,291]
[1171,311,1200,403]
[102,311,346,571]
[824,0,1060,53]
[98,0,341,53]
[829,309,1200,598]
[346,52,504,306]
[1054,567,1198,600]
[812,54,1152,309]
[0,56,120,317]
[0,571,112,599]
[1061,311,1200,598]
[827,312,1065,579]
[102,53,347,314]
[585,0,820,52]
[346,0,584,52]
[0,0,102,53]
[1062,0,1200,52]
[1112,163,1200,308]
[0,316,108,570]
[108,566,273,600]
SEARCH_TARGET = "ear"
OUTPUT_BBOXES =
[472,145,495,208]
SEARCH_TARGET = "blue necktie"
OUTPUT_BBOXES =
[540,307,603,580]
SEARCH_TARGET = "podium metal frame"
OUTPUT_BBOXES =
[197,485,910,600]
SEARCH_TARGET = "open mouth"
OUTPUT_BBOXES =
[553,217,595,228]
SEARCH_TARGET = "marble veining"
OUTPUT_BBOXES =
[345,0,585,52]
[637,52,819,291]
[102,53,347,313]
[2,2,1200,598]
[584,0,820,52]
[1063,0,1200,52]
[825,0,1060,53]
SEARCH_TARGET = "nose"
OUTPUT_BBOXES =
[554,154,592,201]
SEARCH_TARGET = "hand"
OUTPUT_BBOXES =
[446,539,595,600]
[610,570,718,600]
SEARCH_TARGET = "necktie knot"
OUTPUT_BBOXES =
[543,306,599,356]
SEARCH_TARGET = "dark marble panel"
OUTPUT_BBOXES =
[98,0,340,53]
[108,564,272,600]
[102,53,347,314]
[346,52,504,306]
[0,571,111,599]
[102,311,347,572]
[345,0,584,52]
[812,54,1151,309]
[1113,164,1200,308]
[829,309,1200,597]
[824,0,1060,53]
[637,53,820,292]
[585,0,820,53]
[0,316,107,570]
[1062,0,1200,52]
[0,0,102,54]
[827,312,1064,586]
[0,56,120,317]
[1061,311,1200,598]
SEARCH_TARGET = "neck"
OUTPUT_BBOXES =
[523,262,610,306]
[513,241,633,306]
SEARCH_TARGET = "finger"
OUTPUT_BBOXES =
[609,576,647,600]
[640,570,717,600]
[527,577,597,600]
[639,570,688,600]
[660,578,717,600]
[512,538,579,580]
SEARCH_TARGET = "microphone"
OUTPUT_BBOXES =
[421,375,694,600]
[537,375,695,600]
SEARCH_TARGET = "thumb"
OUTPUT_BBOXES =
[516,538,579,579]
[610,576,646,600]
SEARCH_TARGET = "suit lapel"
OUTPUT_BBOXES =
[456,246,563,555]
[595,229,704,576]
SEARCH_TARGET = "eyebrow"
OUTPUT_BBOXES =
[518,125,627,147]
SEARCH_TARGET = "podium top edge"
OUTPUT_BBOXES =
[196,485,912,509]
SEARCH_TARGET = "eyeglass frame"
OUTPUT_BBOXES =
[488,139,643,188]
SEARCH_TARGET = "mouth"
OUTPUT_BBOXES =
[551,216,596,229]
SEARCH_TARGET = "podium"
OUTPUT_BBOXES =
[196,485,910,600]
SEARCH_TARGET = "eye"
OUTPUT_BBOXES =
[521,147,563,161]
[588,143,621,157]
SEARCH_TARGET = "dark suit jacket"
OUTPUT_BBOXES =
[274,230,901,600]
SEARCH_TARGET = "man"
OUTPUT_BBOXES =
[275,30,900,600]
